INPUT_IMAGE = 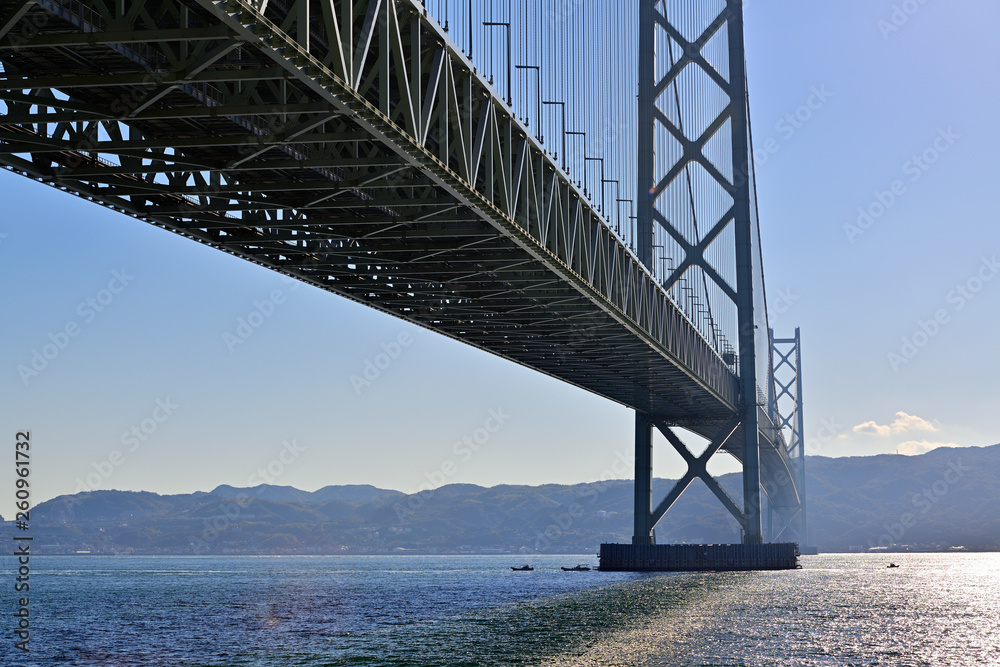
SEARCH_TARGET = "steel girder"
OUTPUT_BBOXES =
[0,0,741,429]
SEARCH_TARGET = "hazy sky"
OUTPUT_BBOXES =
[2,0,998,519]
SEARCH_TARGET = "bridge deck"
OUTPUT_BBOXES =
[0,0,801,520]
[0,0,741,429]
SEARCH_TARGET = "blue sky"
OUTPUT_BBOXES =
[2,0,998,519]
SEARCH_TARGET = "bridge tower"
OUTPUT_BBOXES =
[632,0,774,547]
[769,328,808,545]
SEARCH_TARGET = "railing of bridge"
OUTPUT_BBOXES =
[418,1,639,246]
[414,1,759,365]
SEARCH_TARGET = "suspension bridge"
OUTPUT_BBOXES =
[0,0,808,561]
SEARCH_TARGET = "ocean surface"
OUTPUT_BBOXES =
[3,552,998,666]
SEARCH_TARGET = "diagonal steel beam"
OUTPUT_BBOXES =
[0,0,37,41]
[649,417,743,528]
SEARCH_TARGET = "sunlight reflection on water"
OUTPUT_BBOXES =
[541,553,1000,666]
[8,552,999,666]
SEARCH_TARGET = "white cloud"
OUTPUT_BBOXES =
[890,412,937,433]
[854,420,890,436]
[895,440,960,456]
[853,411,938,437]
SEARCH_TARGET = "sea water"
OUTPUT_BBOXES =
[3,552,998,665]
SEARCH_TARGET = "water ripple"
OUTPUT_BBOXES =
[2,553,997,665]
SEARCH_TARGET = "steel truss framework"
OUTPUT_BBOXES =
[769,327,807,544]
[632,0,802,545]
[0,0,803,542]
[0,0,739,425]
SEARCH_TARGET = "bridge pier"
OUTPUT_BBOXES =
[632,412,655,545]
[740,422,763,545]
[614,412,799,569]
[599,542,799,572]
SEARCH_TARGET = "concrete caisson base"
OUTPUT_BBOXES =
[599,542,800,571]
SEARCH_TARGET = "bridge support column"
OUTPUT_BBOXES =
[793,328,808,546]
[727,0,763,545]
[636,0,655,270]
[767,502,774,542]
[632,411,655,545]
[741,426,762,544]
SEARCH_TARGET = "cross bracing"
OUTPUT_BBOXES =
[769,327,808,544]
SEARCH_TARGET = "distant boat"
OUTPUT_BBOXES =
[510,565,534,571]
[887,563,900,569]
[561,564,591,571]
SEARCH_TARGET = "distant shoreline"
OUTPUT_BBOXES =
[3,548,998,558]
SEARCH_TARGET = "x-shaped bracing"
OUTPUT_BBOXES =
[772,344,799,439]
[649,4,739,304]
[770,506,803,542]
[649,417,745,530]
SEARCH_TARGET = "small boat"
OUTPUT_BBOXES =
[510,565,534,571]
[561,564,591,571]
[887,563,900,569]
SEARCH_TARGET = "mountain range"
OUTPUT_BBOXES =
[8,444,999,554]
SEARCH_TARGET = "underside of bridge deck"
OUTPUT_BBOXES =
[0,0,740,431]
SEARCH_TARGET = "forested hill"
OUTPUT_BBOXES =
[12,444,999,554]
